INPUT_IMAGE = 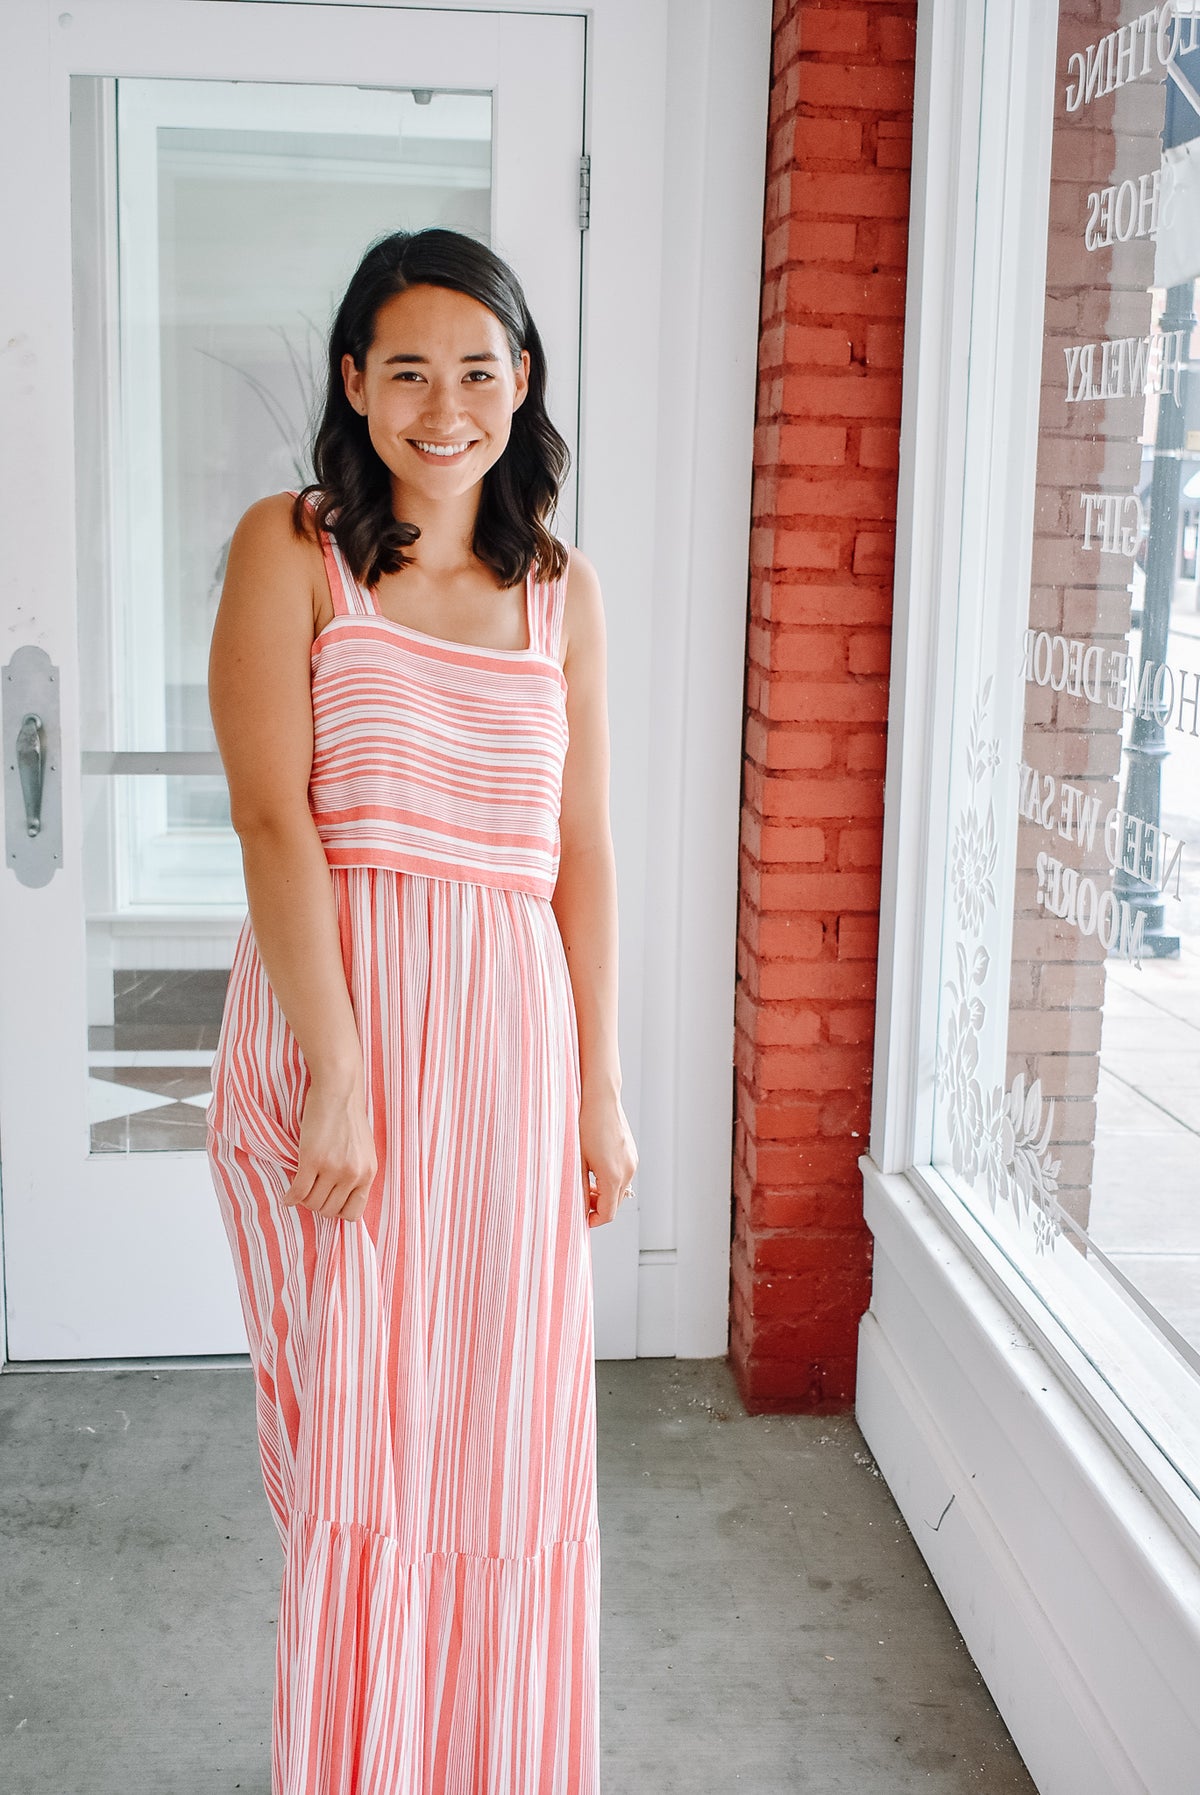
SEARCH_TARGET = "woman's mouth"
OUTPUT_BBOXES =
[409,439,477,461]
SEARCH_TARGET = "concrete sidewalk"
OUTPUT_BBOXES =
[0,1355,1037,1794]
[1087,601,1200,1351]
[1092,943,1200,1352]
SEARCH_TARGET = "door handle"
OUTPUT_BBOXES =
[16,712,45,836]
[3,646,62,886]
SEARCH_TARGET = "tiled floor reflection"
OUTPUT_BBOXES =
[87,970,229,1153]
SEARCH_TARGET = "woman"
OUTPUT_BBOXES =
[205,226,637,1795]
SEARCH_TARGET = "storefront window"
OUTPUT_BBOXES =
[932,0,1200,1497]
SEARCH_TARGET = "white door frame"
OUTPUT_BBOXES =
[2,0,592,1361]
[0,0,771,1363]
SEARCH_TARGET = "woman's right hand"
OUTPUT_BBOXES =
[282,1076,378,1222]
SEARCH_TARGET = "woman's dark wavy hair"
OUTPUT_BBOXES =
[292,228,570,588]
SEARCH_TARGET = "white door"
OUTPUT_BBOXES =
[0,0,594,1359]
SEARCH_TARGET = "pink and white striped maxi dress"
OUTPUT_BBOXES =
[205,502,601,1795]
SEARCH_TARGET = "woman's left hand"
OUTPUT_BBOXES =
[579,1085,638,1229]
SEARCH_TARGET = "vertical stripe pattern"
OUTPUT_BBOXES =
[206,509,600,1794]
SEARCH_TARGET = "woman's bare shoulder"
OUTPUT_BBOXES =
[229,491,319,563]
[561,543,604,666]
[564,541,600,587]
[216,492,325,647]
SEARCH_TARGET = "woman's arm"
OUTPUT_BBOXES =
[551,548,638,1228]
[208,494,376,1221]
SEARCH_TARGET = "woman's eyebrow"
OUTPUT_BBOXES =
[382,351,502,364]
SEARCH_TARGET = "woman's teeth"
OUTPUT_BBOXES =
[412,440,474,458]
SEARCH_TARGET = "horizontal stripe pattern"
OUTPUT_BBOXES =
[307,527,569,901]
[206,511,600,1792]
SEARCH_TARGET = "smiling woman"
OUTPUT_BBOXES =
[294,229,570,599]
[204,227,636,1794]
[327,282,540,648]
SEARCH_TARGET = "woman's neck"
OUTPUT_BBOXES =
[388,476,481,577]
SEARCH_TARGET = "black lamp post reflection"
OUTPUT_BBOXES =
[1114,76,1194,957]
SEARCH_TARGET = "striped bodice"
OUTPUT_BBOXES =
[306,509,570,901]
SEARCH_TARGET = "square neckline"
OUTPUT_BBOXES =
[310,564,568,689]
[360,564,536,659]
[297,481,548,664]
[300,490,566,681]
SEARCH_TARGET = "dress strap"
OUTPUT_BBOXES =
[323,531,375,618]
[529,545,569,663]
[293,489,372,618]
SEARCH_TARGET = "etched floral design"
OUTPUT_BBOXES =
[935,681,1064,1253]
[950,807,998,934]
[1004,1072,1061,1209]
[937,941,987,1177]
[948,676,1001,933]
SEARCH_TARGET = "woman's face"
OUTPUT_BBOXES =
[342,282,530,502]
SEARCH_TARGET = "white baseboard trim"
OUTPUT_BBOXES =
[856,1161,1200,1795]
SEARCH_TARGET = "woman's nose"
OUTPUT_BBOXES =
[420,380,464,422]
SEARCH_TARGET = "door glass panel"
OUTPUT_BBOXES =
[72,76,493,1152]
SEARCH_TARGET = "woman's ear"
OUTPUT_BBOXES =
[512,348,531,413]
[342,352,367,416]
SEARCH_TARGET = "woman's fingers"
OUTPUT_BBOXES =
[284,1082,376,1220]
[283,1151,375,1219]
[311,1178,352,1218]
[340,1186,371,1224]
[289,1176,371,1220]
[582,1162,638,1229]
[579,1095,639,1230]
[283,1162,318,1208]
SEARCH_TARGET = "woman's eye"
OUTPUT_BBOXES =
[389,370,492,383]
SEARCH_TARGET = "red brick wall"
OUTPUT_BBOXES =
[731,0,917,1413]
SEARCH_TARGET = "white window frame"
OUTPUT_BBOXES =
[859,2,1200,1790]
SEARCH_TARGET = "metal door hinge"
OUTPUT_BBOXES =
[579,154,591,231]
